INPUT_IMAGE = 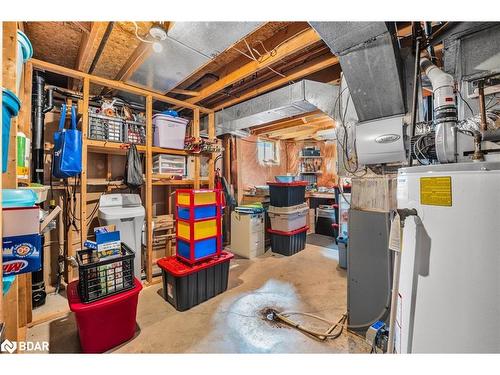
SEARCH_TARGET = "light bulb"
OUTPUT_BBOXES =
[152,41,163,53]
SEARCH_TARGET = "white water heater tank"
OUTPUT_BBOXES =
[396,162,500,353]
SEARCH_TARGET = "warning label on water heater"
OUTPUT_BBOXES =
[420,176,452,206]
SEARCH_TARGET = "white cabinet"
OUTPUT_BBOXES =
[229,212,266,259]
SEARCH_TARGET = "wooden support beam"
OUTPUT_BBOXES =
[2,21,20,344]
[251,110,323,135]
[178,28,321,106]
[114,42,152,82]
[264,117,332,138]
[79,78,90,272]
[213,55,339,111]
[145,96,153,283]
[75,22,109,71]
[208,112,216,189]
[275,122,333,140]
[169,89,200,97]
[193,109,201,189]
[72,22,110,89]
[30,58,212,113]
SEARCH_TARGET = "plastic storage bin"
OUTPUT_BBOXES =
[153,154,186,176]
[76,243,135,303]
[125,120,146,144]
[88,110,124,142]
[267,181,307,207]
[316,206,337,237]
[177,189,219,206]
[2,89,21,173]
[337,236,348,269]
[177,205,217,221]
[67,277,142,353]
[176,236,221,263]
[175,189,223,264]
[178,218,218,241]
[275,175,298,183]
[1,188,37,208]
[268,226,308,256]
[157,251,233,311]
[153,114,189,149]
[268,203,309,232]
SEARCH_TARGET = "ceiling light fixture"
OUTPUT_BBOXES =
[133,21,167,53]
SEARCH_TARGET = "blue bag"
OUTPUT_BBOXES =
[52,104,82,178]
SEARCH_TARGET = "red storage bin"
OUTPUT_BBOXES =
[67,277,142,353]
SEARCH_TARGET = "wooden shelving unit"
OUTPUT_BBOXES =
[87,139,189,156]
[29,58,217,286]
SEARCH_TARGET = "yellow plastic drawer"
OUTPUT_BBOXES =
[178,219,218,241]
[178,190,217,206]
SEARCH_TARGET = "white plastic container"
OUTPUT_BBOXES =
[152,114,189,149]
[268,203,309,232]
[152,154,186,176]
[16,31,33,94]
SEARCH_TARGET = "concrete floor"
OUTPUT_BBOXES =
[28,234,369,353]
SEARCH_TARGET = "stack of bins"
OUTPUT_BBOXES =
[158,189,234,311]
[67,243,142,353]
[267,181,308,256]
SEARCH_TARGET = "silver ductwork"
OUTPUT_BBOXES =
[309,22,407,122]
[202,80,339,136]
[127,22,263,93]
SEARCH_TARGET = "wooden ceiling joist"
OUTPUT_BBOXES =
[114,22,172,83]
[71,22,110,89]
[275,121,333,140]
[114,41,152,82]
[30,58,213,113]
[176,28,321,107]
[264,116,332,138]
[251,110,323,135]
[213,55,339,111]
[75,22,110,73]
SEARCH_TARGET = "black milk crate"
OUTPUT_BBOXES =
[268,226,308,256]
[76,243,135,303]
[125,120,146,145]
[88,111,125,143]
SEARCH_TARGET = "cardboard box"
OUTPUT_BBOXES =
[3,207,39,236]
[2,233,42,276]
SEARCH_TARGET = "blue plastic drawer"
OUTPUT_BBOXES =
[177,237,219,262]
[177,205,217,220]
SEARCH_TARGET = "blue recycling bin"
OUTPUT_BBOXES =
[337,236,348,269]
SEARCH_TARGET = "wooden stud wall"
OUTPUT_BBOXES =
[29,58,216,286]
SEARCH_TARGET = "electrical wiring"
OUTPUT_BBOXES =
[334,86,367,177]
[457,88,474,116]
[271,310,348,341]
[132,21,151,44]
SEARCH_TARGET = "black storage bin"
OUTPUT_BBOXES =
[76,243,135,303]
[268,181,307,207]
[158,252,234,311]
[315,207,337,237]
[268,226,308,256]
[302,147,321,156]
